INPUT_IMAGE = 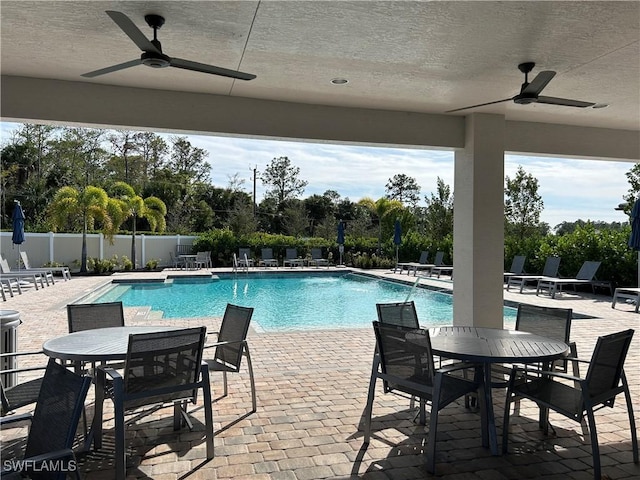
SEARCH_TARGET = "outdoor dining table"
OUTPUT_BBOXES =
[406,326,569,456]
[179,254,198,270]
[42,325,188,451]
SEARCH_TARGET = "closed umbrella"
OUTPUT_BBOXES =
[628,198,640,286]
[393,219,402,265]
[337,221,345,266]
[12,201,25,270]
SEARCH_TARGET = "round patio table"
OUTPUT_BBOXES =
[407,326,569,456]
[43,326,185,362]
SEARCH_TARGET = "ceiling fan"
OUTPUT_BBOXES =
[446,62,594,113]
[81,10,256,80]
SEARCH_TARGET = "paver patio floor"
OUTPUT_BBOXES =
[1,268,638,479]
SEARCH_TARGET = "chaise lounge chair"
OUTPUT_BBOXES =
[259,248,279,268]
[394,251,429,275]
[427,252,453,278]
[19,251,71,280]
[503,255,526,281]
[611,287,640,313]
[283,248,303,268]
[309,248,329,267]
[506,256,561,293]
[397,251,439,276]
[0,257,49,289]
[536,260,604,299]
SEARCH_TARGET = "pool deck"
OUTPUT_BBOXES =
[2,266,639,479]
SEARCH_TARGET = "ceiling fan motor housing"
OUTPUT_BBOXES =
[141,51,170,68]
[514,93,537,104]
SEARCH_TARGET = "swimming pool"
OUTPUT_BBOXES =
[95,272,517,332]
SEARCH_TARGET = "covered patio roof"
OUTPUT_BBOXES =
[1,1,639,326]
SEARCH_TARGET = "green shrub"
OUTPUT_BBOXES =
[88,257,116,274]
[145,258,159,270]
[119,255,133,271]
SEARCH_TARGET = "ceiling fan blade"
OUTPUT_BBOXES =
[522,70,556,95]
[170,57,256,80]
[81,59,142,78]
[106,10,159,53]
[446,97,514,113]
[536,96,596,108]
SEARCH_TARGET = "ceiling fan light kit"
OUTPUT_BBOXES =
[446,62,596,113]
[81,11,256,80]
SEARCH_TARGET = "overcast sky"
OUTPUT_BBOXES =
[1,122,634,229]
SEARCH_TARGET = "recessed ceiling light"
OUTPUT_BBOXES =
[592,103,609,109]
[331,78,349,85]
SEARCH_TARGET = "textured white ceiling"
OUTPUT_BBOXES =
[1,1,639,131]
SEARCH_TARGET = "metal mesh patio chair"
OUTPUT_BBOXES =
[514,304,577,374]
[1,358,91,480]
[363,322,484,474]
[169,251,186,269]
[203,304,256,414]
[67,301,125,333]
[195,251,212,269]
[376,301,419,328]
[502,329,638,480]
[493,304,578,414]
[375,302,420,409]
[67,301,126,433]
[1,350,48,417]
[94,326,213,479]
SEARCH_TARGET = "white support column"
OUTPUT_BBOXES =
[99,233,104,260]
[453,113,505,328]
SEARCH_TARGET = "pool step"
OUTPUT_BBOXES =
[146,309,164,320]
[132,306,164,320]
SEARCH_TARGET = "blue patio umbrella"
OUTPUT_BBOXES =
[628,198,640,286]
[12,201,25,270]
[337,221,345,265]
[393,219,402,264]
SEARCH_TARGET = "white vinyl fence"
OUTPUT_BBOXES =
[0,232,197,271]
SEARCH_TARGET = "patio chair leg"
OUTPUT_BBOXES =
[245,347,257,413]
[362,361,379,442]
[201,365,215,459]
[222,371,228,397]
[113,380,126,480]
[622,374,639,464]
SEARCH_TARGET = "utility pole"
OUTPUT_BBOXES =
[251,165,257,217]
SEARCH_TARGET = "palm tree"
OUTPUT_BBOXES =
[358,197,404,253]
[109,182,167,268]
[48,185,113,273]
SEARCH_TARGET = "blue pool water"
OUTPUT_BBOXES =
[95,273,517,332]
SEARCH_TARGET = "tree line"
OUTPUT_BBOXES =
[2,123,639,283]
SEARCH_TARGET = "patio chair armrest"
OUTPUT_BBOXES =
[97,365,123,381]
[0,412,33,426]
[203,339,246,349]
[0,365,48,375]
[437,362,478,375]
[511,365,584,383]
[0,350,45,359]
